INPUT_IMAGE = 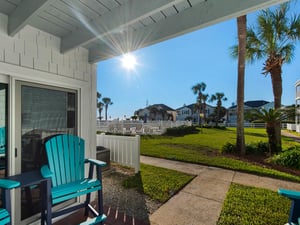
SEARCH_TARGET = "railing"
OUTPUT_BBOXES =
[297,125,300,133]
[96,133,140,173]
[226,122,288,129]
[287,123,297,131]
[96,120,192,135]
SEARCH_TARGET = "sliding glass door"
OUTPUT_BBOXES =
[0,83,8,177]
[15,81,77,224]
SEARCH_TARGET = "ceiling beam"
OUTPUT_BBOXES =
[89,0,288,63]
[60,0,185,53]
[8,0,56,36]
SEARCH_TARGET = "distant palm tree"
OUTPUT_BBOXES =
[231,3,300,153]
[102,97,113,121]
[201,94,209,123]
[192,82,207,125]
[250,108,282,155]
[236,15,247,155]
[210,93,227,126]
[97,102,104,120]
[97,92,103,120]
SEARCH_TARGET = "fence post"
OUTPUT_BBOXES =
[97,133,105,146]
[135,135,140,173]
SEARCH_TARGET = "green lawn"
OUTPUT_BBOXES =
[141,128,300,182]
[135,127,298,224]
[217,183,290,225]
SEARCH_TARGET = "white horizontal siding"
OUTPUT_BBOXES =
[0,13,93,82]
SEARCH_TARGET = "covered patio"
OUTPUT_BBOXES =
[0,0,288,224]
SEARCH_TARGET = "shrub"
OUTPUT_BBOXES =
[222,141,268,155]
[271,147,300,169]
[245,141,268,155]
[222,142,236,154]
[163,125,199,136]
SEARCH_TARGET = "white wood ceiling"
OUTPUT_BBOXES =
[0,0,288,63]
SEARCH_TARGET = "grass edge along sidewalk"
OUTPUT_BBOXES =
[141,127,300,182]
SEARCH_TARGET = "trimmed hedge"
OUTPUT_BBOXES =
[163,125,199,136]
[222,141,268,155]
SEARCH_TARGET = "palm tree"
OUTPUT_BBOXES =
[250,108,282,155]
[201,94,209,124]
[231,3,300,153]
[96,92,103,120]
[236,15,247,155]
[97,102,104,120]
[210,93,227,126]
[102,97,113,121]
[192,82,207,125]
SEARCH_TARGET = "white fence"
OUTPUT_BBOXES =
[97,120,192,135]
[227,122,288,129]
[96,133,140,173]
[287,123,297,131]
[287,123,300,133]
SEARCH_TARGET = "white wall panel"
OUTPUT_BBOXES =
[0,12,97,172]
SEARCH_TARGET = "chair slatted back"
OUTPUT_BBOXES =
[45,134,85,187]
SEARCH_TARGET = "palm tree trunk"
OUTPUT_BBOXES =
[236,15,246,155]
[270,65,282,153]
[216,102,221,127]
[105,105,108,121]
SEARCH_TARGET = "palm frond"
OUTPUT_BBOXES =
[257,11,275,46]
[280,43,295,63]
[288,14,300,40]
[229,45,238,58]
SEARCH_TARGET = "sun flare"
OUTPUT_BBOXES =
[121,54,137,70]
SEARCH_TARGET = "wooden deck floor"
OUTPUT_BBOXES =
[53,205,151,225]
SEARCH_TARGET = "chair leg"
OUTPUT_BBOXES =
[96,166,104,225]
[3,189,11,225]
[84,193,91,216]
[42,179,52,225]
[97,189,104,225]
[289,199,300,224]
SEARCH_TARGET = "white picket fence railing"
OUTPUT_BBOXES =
[97,120,192,135]
[96,133,140,173]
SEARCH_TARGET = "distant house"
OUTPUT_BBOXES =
[227,100,274,123]
[176,103,215,123]
[296,80,300,133]
[135,104,176,121]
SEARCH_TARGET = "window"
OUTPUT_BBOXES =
[21,85,77,173]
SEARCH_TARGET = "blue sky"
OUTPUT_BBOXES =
[97,2,300,120]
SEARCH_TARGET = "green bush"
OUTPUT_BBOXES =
[271,147,300,169]
[163,125,199,136]
[222,141,268,155]
[245,141,268,155]
[222,142,236,154]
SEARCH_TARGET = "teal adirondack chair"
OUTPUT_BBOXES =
[278,188,300,225]
[0,179,20,225]
[41,134,107,225]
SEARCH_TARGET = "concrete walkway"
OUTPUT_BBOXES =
[141,156,300,225]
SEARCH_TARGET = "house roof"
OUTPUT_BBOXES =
[135,104,175,114]
[244,100,270,107]
[0,0,287,63]
[176,103,214,111]
[148,104,175,111]
[228,100,270,109]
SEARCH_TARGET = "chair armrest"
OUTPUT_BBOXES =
[85,159,106,167]
[41,165,53,179]
[0,179,20,189]
[278,188,300,200]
